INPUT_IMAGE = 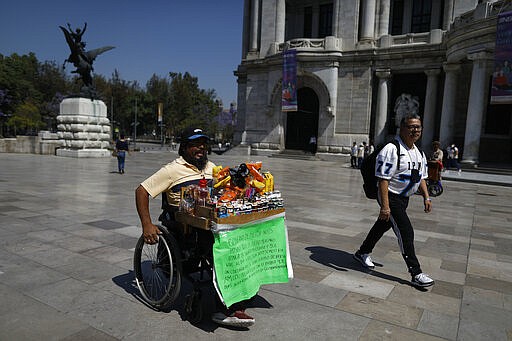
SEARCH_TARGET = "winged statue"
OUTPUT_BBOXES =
[60,23,114,96]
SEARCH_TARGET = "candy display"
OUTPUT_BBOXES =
[178,161,283,221]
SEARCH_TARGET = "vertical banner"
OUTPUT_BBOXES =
[491,11,512,104]
[282,49,298,112]
[157,102,163,123]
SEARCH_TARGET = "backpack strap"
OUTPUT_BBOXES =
[391,139,400,171]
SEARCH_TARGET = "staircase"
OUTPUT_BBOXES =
[269,149,320,161]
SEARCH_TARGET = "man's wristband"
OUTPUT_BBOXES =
[424,198,431,202]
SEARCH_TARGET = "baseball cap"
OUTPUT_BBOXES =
[181,127,208,141]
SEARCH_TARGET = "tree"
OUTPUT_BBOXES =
[7,101,44,135]
[168,71,221,138]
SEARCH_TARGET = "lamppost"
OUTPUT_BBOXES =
[133,97,137,148]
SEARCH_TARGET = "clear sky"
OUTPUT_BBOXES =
[0,0,244,107]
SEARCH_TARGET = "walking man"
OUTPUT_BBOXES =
[350,142,358,168]
[353,113,435,288]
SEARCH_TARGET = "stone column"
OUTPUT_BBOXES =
[375,69,391,145]
[462,51,493,165]
[360,0,376,41]
[250,0,260,51]
[443,0,454,30]
[421,69,440,151]
[276,0,286,43]
[378,0,390,38]
[332,0,340,36]
[242,0,251,57]
[439,63,460,149]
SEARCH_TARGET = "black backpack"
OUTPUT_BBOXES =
[360,140,400,199]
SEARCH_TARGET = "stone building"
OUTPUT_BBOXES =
[234,0,512,165]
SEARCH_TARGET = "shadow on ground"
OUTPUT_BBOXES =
[305,246,416,287]
[112,270,274,332]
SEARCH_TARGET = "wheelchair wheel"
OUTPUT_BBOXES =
[133,228,182,310]
[428,183,443,197]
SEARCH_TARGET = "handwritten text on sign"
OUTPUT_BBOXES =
[212,216,289,307]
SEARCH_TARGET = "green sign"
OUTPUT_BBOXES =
[213,216,291,307]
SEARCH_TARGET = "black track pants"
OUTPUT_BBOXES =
[359,192,422,276]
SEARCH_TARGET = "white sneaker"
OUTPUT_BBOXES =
[212,310,255,328]
[411,273,435,287]
[353,251,375,269]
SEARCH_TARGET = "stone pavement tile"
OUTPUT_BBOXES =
[27,277,93,311]
[66,226,119,240]
[27,228,75,242]
[53,235,106,253]
[457,318,509,341]
[85,219,130,230]
[21,213,78,229]
[463,286,512,311]
[0,204,25,212]
[460,299,512,330]
[0,286,89,341]
[54,258,127,285]
[466,274,512,295]
[425,267,467,286]
[264,277,347,308]
[286,219,361,237]
[359,320,447,341]
[20,246,92,268]
[0,258,69,292]
[246,289,370,341]
[336,292,423,329]
[113,225,143,238]
[429,280,463,299]
[417,310,459,340]
[320,271,395,299]
[80,245,134,264]
[440,259,467,273]
[388,285,460,317]
[110,236,139,250]
[291,262,332,283]
[63,286,171,339]
[60,327,119,341]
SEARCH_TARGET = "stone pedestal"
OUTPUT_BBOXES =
[56,97,111,158]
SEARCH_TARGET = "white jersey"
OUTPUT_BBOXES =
[375,137,427,197]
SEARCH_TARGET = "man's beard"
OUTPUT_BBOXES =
[185,154,208,170]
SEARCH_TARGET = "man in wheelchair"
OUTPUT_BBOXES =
[135,127,256,327]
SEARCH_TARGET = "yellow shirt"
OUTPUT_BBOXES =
[140,156,215,207]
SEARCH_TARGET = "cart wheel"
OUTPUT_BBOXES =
[134,227,182,310]
[185,290,203,324]
[428,183,443,197]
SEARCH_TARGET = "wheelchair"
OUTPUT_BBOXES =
[133,197,214,323]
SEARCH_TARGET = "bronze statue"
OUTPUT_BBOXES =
[60,23,114,98]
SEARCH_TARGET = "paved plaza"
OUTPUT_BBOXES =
[1,149,511,340]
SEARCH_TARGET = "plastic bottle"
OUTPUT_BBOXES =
[197,177,209,207]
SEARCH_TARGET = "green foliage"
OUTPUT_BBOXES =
[0,53,230,140]
[7,101,44,135]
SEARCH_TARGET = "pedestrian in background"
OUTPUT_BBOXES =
[115,134,130,174]
[446,143,461,173]
[357,143,365,168]
[351,142,358,168]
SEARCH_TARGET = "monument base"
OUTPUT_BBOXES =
[56,148,111,158]
[57,97,111,158]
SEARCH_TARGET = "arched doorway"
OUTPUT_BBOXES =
[285,87,319,150]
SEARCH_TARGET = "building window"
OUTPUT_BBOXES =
[391,0,438,35]
[391,0,404,35]
[411,0,432,33]
[318,3,333,38]
[303,6,312,38]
